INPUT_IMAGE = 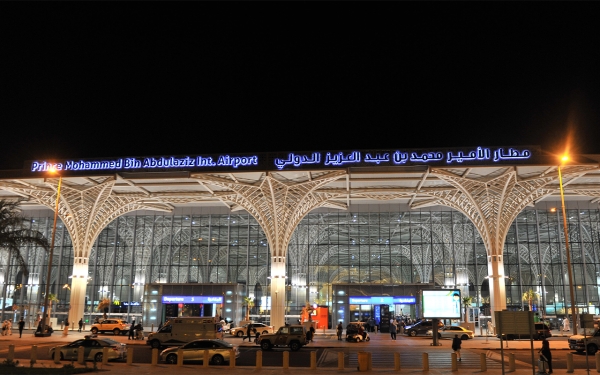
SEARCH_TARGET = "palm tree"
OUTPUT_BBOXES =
[462,296,473,322]
[46,293,59,320]
[243,297,254,321]
[97,298,111,319]
[522,289,540,311]
[0,200,50,276]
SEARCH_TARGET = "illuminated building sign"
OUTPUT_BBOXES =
[349,296,416,305]
[27,146,537,175]
[162,295,224,304]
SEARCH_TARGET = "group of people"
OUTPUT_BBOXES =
[1,320,12,336]
[128,319,144,340]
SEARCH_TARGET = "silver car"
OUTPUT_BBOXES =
[49,338,127,362]
[426,325,474,340]
[160,339,239,365]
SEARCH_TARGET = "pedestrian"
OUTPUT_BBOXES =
[18,317,25,338]
[128,320,135,340]
[310,326,316,342]
[390,320,397,340]
[253,328,260,343]
[452,334,462,361]
[244,325,252,342]
[336,322,343,341]
[62,318,69,337]
[539,337,553,373]
[563,317,570,332]
[78,319,83,332]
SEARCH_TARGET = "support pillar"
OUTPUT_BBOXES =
[488,255,507,315]
[69,260,89,327]
[270,261,286,329]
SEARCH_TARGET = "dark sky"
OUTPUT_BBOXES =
[2,6,599,171]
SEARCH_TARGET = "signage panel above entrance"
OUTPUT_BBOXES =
[161,295,223,304]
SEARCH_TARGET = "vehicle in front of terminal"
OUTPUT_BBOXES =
[404,320,444,337]
[496,323,552,341]
[568,328,600,354]
[257,324,307,351]
[426,325,474,340]
[147,316,220,349]
[160,339,238,365]
[229,322,274,337]
[90,319,131,335]
[49,337,127,362]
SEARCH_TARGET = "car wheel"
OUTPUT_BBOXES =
[290,341,301,351]
[438,333,442,339]
[261,341,272,351]
[94,352,103,362]
[262,330,269,334]
[166,354,178,364]
[409,330,417,337]
[211,355,225,365]
[461,334,469,340]
[588,344,598,355]
[236,331,244,337]
[365,336,370,342]
[150,340,161,349]
[113,328,120,335]
[91,328,98,334]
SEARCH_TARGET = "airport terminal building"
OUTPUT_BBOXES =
[1,146,599,331]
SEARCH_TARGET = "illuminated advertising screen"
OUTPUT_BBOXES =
[421,289,461,319]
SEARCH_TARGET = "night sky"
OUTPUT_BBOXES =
[2,7,599,171]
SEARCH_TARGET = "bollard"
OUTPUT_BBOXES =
[357,352,369,372]
[7,345,15,361]
[480,352,487,372]
[204,350,210,368]
[509,353,515,372]
[338,351,344,370]
[151,323,154,332]
[151,348,158,366]
[566,352,574,373]
[54,345,61,364]
[596,352,600,372]
[102,347,109,365]
[177,348,184,366]
[423,352,429,371]
[310,351,316,370]
[394,352,401,371]
[451,352,458,372]
[230,348,236,368]
[31,345,37,365]
[127,347,133,365]
[283,351,290,369]
[368,352,372,371]
[78,346,85,365]
[256,350,262,370]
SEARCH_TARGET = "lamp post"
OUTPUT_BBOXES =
[558,155,578,335]
[41,172,62,335]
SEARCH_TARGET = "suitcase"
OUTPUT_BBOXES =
[538,357,548,374]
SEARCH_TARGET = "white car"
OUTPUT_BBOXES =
[230,322,274,337]
[426,325,474,340]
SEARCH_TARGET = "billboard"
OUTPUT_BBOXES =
[421,289,461,319]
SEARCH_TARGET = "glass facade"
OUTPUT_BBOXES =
[1,204,600,328]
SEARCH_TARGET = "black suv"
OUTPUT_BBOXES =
[497,322,552,340]
[405,320,444,337]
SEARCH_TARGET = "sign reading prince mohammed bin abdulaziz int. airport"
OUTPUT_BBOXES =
[27,146,539,175]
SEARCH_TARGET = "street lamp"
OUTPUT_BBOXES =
[558,155,578,335]
[40,168,62,336]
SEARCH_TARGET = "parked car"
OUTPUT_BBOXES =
[426,325,474,340]
[90,319,131,335]
[496,322,552,340]
[405,320,444,337]
[257,324,307,351]
[160,339,238,365]
[230,322,274,337]
[49,337,127,362]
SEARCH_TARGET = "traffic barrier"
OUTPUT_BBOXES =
[566,352,574,373]
[256,351,262,370]
[102,347,109,365]
[451,352,457,372]
[54,345,61,364]
[423,352,429,371]
[357,352,369,372]
[596,352,600,373]
[310,351,316,370]
[151,348,158,366]
[230,348,236,368]
[30,345,37,365]
[127,347,133,365]
[204,350,209,368]
[177,348,183,366]
[394,352,400,371]
[7,345,14,361]
[368,352,372,371]
[338,351,344,370]
[78,346,84,365]
[480,352,487,372]
[509,353,515,372]
[283,351,289,369]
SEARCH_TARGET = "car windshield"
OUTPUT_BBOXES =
[211,339,233,347]
[580,328,597,336]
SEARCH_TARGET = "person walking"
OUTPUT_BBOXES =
[390,320,397,340]
[539,337,553,373]
[452,334,462,361]
[336,322,343,341]
[78,319,83,333]
[62,318,69,337]
[563,317,570,332]
[18,318,25,338]
[128,320,135,340]
[244,325,252,342]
